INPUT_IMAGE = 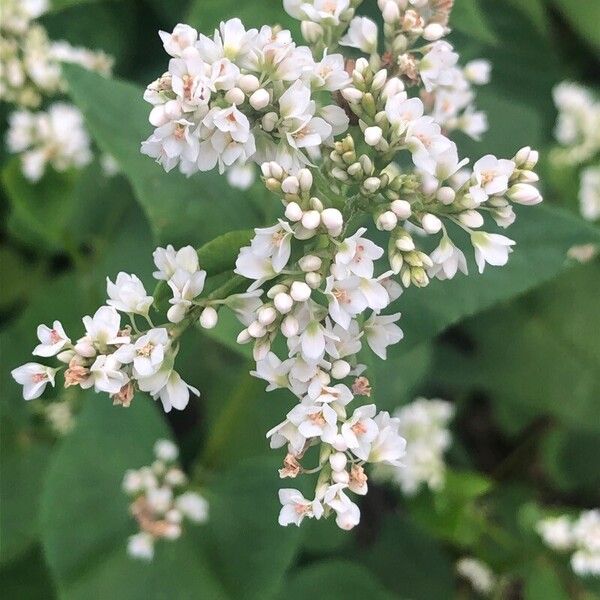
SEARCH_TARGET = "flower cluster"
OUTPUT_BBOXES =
[123,439,209,561]
[551,82,600,223]
[10,245,219,412]
[537,510,600,578]
[456,557,497,596]
[12,0,546,532]
[6,103,92,181]
[374,397,453,495]
[141,19,350,176]
[0,0,113,108]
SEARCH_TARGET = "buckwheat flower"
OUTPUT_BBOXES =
[456,557,496,596]
[385,95,423,130]
[537,516,574,551]
[11,362,58,400]
[368,411,406,466]
[363,313,403,360]
[341,404,379,460]
[159,24,198,58]
[127,532,155,561]
[579,165,600,221]
[82,354,129,395]
[300,319,338,361]
[419,41,459,92]
[471,232,515,273]
[153,245,199,281]
[278,489,324,526]
[267,419,306,454]
[334,228,384,279]
[226,163,256,189]
[322,483,361,530]
[287,402,338,443]
[469,155,516,204]
[251,352,294,391]
[311,53,351,92]
[141,118,200,173]
[428,236,468,280]
[463,60,492,85]
[106,273,153,317]
[33,320,70,357]
[324,276,368,329]
[75,306,129,357]
[234,246,277,287]
[299,0,350,25]
[340,17,378,54]
[167,268,207,323]
[137,362,200,413]
[250,221,295,273]
[175,491,209,523]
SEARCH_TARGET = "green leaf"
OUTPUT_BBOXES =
[393,206,600,356]
[465,260,600,432]
[524,561,570,600]
[550,0,600,50]
[0,546,56,599]
[451,0,498,45]
[2,158,77,251]
[281,560,395,600]
[62,65,265,246]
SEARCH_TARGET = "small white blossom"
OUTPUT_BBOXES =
[106,273,153,316]
[11,362,57,400]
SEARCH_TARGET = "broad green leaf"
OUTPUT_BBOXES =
[452,0,498,45]
[550,0,600,50]
[2,158,77,251]
[280,560,395,600]
[62,65,265,246]
[524,561,570,600]
[0,546,56,599]
[465,260,600,432]
[351,514,455,599]
[393,206,600,356]
[0,246,40,311]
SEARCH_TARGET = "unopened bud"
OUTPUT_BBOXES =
[390,199,412,219]
[274,292,293,314]
[372,69,388,91]
[436,186,455,205]
[301,20,323,43]
[423,23,445,41]
[421,213,442,234]
[248,320,266,338]
[301,210,321,230]
[257,306,277,326]
[382,1,400,23]
[305,272,322,288]
[459,209,484,228]
[329,451,348,472]
[290,281,311,302]
[321,208,344,232]
[377,210,398,231]
[249,88,270,110]
[285,201,303,222]
[281,315,299,337]
[331,360,351,380]
[299,255,322,272]
[332,469,350,484]
[363,176,381,193]
[238,74,260,93]
[364,126,383,146]
[298,168,313,191]
[281,176,299,195]
[225,87,245,105]
[199,306,218,329]
[508,183,542,205]
[341,87,363,104]
[262,112,278,132]
[237,329,252,344]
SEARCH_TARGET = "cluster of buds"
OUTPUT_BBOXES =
[374,397,453,495]
[537,510,600,578]
[123,439,209,561]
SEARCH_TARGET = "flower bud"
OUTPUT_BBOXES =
[390,199,412,219]
[248,320,266,338]
[301,210,321,230]
[301,20,323,43]
[269,161,283,180]
[258,306,277,326]
[372,69,388,91]
[341,87,363,104]
[364,125,383,146]
[224,87,245,105]
[331,360,351,380]
[262,112,278,132]
[508,183,542,205]
[267,284,287,299]
[332,469,350,484]
[329,452,348,472]
[310,196,324,211]
[395,235,415,252]
[285,201,303,222]
[517,169,539,183]
[305,272,322,288]
[377,210,398,231]
[459,209,484,228]
[298,168,313,191]
[249,88,270,110]
[281,315,299,337]
[423,23,445,41]
[299,255,322,272]
[274,292,293,314]
[238,74,260,93]
[290,281,311,302]
[321,208,343,232]
[421,213,442,234]
[382,1,400,23]
[199,306,218,329]
[237,329,252,344]
[436,186,456,205]
[281,176,299,195]
[363,177,381,193]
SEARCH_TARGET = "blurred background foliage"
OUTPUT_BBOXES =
[1,0,599,598]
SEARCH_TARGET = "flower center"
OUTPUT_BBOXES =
[137,342,155,358]
[32,373,47,383]
[50,329,62,344]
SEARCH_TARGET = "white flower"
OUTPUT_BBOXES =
[127,532,154,561]
[137,361,199,413]
[226,163,256,190]
[154,439,179,462]
[324,276,368,329]
[341,404,379,460]
[287,402,338,443]
[159,24,198,58]
[251,352,294,391]
[249,221,295,273]
[363,313,403,360]
[464,60,491,85]
[340,17,378,54]
[32,320,70,357]
[11,362,57,400]
[471,232,515,273]
[368,411,406,465]
[175,491,209,523]
[167,269,207,323]
[298,0,350,25]
[428,236,468,280]
[419,41,459,92]
[106,273,153,316]
[322,483,361,530]
[537,516,574,551]
[456,558,496,595]
[267,419,306,454]
[385,95,422,129]
[334,228,384,279]
[153,245,199,281]
[141,118,200,172]
[75,306,129,357]
[469,155,515,203]
[115,328,169,378]
[311,53,351,92]
[278,489,323,526]
[579,165,600,221]
[83,354,128,395]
